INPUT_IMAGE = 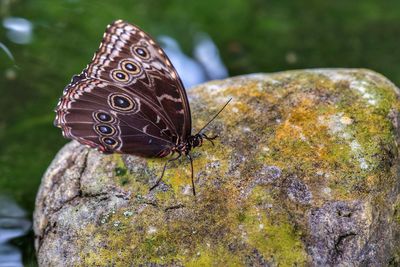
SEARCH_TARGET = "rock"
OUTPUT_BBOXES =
[34,69,400,266]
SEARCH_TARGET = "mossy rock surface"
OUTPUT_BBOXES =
[34,69,400,266]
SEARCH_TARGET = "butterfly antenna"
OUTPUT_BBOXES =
[197,98,232,134]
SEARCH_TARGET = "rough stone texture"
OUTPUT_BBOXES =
[34,69,400,266]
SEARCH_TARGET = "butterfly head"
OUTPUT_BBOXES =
[172,133,217,156]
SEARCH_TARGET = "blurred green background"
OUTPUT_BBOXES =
[1,0,400,264]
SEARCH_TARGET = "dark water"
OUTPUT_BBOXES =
[1,0,400,264]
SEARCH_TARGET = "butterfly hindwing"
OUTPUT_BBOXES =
[86,20,192,140]
[55,78,175,157]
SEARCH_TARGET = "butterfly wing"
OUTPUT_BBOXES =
[86,20,191,140]
[55,77,175,157]
[55,20,193,156]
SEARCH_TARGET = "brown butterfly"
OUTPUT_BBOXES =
[54,20,230,195]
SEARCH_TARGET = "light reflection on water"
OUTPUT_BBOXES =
[0,195,31,267]
[0,42,14,62]
[2,17,33,45]
[193,33,228,81]
[159,34,228,89]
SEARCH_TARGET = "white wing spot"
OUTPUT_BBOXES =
[157,94,182,103]
[143,125,149,133]
[156,115,161,123]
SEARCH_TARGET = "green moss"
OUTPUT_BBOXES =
[110,154,149,195]
[115,167,127,176]
[394,199,400,225]
[241,186,307,266]
[118,176,130,186]
[244,217,306,266]
[185,245,243,267]
[112,159,130,186]
[80,184,307,266]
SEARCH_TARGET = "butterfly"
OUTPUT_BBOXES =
[54,20,230,195]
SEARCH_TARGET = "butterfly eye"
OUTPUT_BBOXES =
[133,47,150,59]
[95,124,116,136]
[111,70,129,82]
[101,137,118,148]
[108,93,139,113]
[121,60,140,75]
[94,111,113,123]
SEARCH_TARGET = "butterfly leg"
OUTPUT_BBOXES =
[188,154,196,196]
[201,133,218,146]
[149,152,182,192]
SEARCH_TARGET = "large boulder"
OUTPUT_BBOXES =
[34,69,400,266]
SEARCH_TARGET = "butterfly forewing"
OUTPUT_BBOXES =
[55,20,193,157]
[86,20,191,139]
